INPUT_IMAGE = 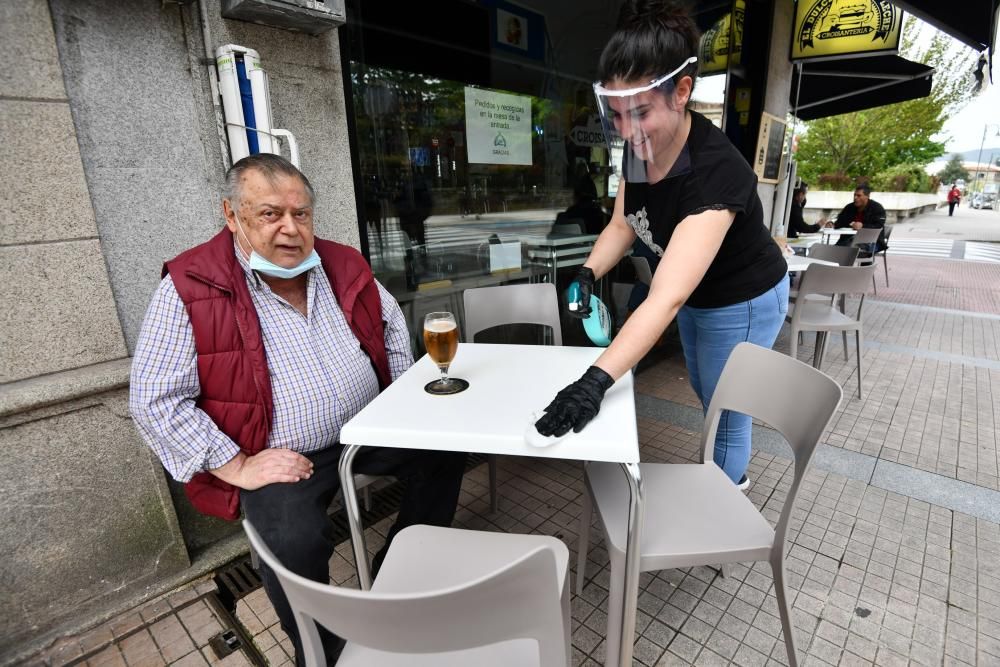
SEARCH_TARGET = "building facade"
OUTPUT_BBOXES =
[0,0,824,661]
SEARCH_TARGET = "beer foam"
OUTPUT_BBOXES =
[425,320,457,333]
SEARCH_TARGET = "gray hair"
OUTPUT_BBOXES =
[854,183,872,196]
[224,153,316,211]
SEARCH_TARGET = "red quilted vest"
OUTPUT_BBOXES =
[164,229,391,520]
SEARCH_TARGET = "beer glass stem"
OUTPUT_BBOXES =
[439,365,450,384]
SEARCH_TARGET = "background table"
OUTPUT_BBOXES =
[786,255,838,272]
[520,232,598,284]
[821,228,857,243]
[339,343,642,667]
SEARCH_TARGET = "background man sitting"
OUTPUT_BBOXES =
[130,154,467,665]
[833,183,886,256]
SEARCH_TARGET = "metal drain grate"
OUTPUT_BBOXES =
[215,556,262,610]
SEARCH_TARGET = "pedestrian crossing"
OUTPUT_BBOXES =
[888,238,954,258]
[886,237,1000,263]
[965,242,1000,264]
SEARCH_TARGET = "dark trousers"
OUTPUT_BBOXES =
[949,201,957,216]
[240,445,467,666]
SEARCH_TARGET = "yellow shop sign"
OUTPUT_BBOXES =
[699,0,744,74]
[792,0,902,61]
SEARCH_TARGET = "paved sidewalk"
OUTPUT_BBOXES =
[893,206,1000,243]
[18,253,1000,667]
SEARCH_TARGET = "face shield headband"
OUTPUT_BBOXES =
[594,56,697,184]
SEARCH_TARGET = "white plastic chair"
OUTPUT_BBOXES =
[463,283,562,512]
[244,521,571,666]
[851,228,883,293]
[786,263,876,398]
[574,343,843,667]
[628,255,654,286]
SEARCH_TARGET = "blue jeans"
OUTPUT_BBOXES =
[676,276,789,482]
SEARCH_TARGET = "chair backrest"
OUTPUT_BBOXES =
[851,228,882,245]
[629,255,654,285]
[463,283,562,345]
[796,263,876,299]
[243,522,568,666]
[552,222,583,235]
[792,264,876,325]
[807,244,859,266]
[699,343,843,561]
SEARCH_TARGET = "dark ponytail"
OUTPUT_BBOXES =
[597,0,700,89]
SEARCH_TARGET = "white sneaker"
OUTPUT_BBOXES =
[737,475,750,492]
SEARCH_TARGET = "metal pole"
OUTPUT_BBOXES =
[615,462,644,667]
[975,125,988,194]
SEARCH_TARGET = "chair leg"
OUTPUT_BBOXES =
[602,549,627,667]
[561,567,573,667]
[812,332,828,369]
[362,486,372,512]
[883,253,889,287]
[871,270,877,295]
[790,326,799,361]
[770,557,799,667]
[842,331,849,361]
[856,329,864,400]
[488,454,499,513]
[575,487,593,596]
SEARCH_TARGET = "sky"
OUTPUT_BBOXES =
[930,25,1000,160]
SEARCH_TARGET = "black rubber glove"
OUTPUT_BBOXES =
[535,366,615,437]
[567,267,595,319]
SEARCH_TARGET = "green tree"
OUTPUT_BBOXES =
[796,16,977,188]
[937,153,969,184]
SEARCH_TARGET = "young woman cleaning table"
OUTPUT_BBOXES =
[535,0,789,488]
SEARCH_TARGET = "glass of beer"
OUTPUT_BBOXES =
[423,312,469,395]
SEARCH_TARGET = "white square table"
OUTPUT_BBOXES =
[786,254,837,272]
[821,227,857,243]
[339,342,643,667]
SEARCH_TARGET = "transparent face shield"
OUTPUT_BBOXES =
[594,57,697,184]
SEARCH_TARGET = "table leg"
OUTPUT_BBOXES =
[615,462,644,667]
[338,444,373,590]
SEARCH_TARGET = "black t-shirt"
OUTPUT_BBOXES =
[622,111,786,308]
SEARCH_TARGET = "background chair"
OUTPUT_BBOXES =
[463,283,562,512]
[786,263,876,399]
[574,343,843,667]
[872,225,892,287]
[789,245,859,303]
[628,255,654,287]
[851,228,883,293]
[552,222,583,235]
[244,521,571,667]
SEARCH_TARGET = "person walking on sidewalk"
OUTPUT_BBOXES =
[948,183,961,216]
[130,154,467,666]
[534,0,789,490]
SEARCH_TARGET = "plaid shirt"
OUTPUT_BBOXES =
[129,242,412,482]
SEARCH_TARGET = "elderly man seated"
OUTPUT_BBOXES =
[130,154,467,665]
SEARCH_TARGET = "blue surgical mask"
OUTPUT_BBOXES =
[233,213,321,279]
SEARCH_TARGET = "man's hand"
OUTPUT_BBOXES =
[210,449,314,490]
[535,366,615,437]
[567,267,595,319]
[850,221,863,230]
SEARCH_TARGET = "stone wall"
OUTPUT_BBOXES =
[0,0,357,662]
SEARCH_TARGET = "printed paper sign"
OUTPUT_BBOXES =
[464,87,532,165]
[489,240,522,272]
